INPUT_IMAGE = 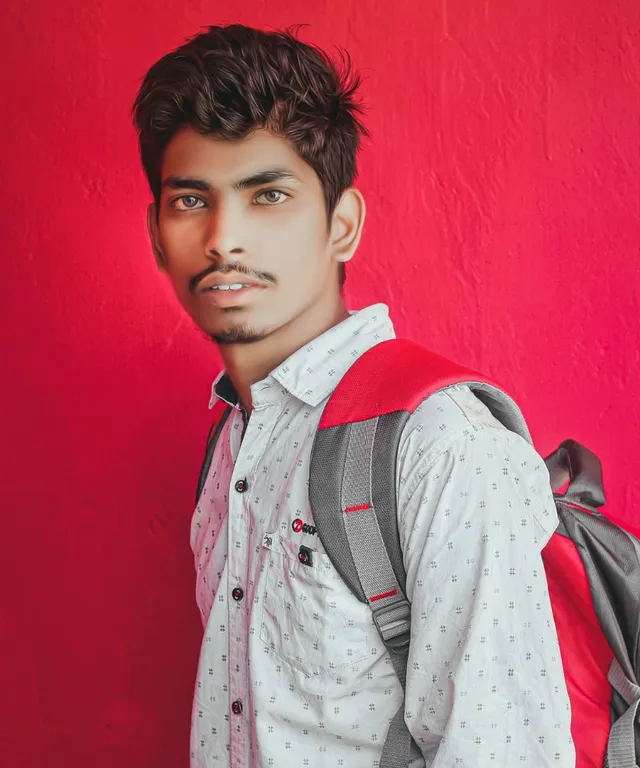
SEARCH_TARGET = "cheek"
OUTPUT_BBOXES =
[268,209,328,274]
[160,223,200,259]
[158,225,202,287]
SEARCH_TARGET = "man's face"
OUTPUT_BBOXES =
[148,126,348,344]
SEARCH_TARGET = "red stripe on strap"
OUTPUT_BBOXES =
[344,503,371,513]
[370,588,397,602]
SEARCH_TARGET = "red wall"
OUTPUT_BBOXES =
[1,2,639,766]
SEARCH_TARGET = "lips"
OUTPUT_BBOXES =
[196,274,264,294]
[205,282,251,293]
[196,281,264,308]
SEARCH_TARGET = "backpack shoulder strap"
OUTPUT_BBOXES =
[195,399,233,506]
[311,338,530,605]
[309,338,528,768]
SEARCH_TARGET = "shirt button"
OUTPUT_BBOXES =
[234,478,248,493]
[232,587,244,602]
[231,699,243,715]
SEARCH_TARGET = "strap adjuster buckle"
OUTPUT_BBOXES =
[371,597,411,651]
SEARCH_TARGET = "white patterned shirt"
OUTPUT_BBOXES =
[189,304,575,767]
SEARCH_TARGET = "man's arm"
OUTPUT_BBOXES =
[396,388,575,766]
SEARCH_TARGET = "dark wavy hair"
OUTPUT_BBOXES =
[132,24,369,285]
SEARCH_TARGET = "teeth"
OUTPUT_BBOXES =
[211,283,247,291]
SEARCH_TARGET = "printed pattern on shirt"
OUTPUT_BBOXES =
[189,304,575,768]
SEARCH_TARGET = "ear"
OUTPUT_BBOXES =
[329,187,366,266]
[146,202,167,273]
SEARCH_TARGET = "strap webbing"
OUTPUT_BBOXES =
[381,677,413,768]
[339,417,420,767]
[606,658,640,768]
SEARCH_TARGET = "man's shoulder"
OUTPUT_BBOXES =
[397,384,537,471]
[404,384,511,439]
[396,385,558,549]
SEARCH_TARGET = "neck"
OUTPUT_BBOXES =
[219,295,349,413]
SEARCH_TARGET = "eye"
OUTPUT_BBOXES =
[254,189,289,206]
[171,195,205,211]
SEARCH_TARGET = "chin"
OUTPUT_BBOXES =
[208,320,272,345]
[197,304,295,346]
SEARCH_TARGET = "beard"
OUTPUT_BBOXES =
[211,325,270,344]
[201,306,272,345]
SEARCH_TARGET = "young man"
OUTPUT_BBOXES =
[133,24,575,767]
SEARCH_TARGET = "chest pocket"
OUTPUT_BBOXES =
[259,534,375,682]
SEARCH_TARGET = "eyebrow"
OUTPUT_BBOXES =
[161,169,300,194]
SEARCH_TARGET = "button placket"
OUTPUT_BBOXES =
[227,404,267,767]
[226,399,281,767]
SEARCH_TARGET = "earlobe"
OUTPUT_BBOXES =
[146,202,167,273]
[331,188,366,265]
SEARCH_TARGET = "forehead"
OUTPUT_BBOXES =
[161,126,315,187]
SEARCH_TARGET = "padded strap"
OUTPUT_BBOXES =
[339,417,418,767]
[341,420,410,638]
[606,658,640,768]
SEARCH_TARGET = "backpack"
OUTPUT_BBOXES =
[196,338,640,768]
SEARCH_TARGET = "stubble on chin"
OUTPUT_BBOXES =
[208,315,270,345]
[211,325,269,345]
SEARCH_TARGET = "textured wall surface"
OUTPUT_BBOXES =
[1,1,638,766]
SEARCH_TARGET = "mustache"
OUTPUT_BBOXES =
[190,262,277,293]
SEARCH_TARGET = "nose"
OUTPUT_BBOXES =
[204,198,246,262]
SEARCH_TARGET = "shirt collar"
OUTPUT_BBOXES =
[209,303,395,410]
